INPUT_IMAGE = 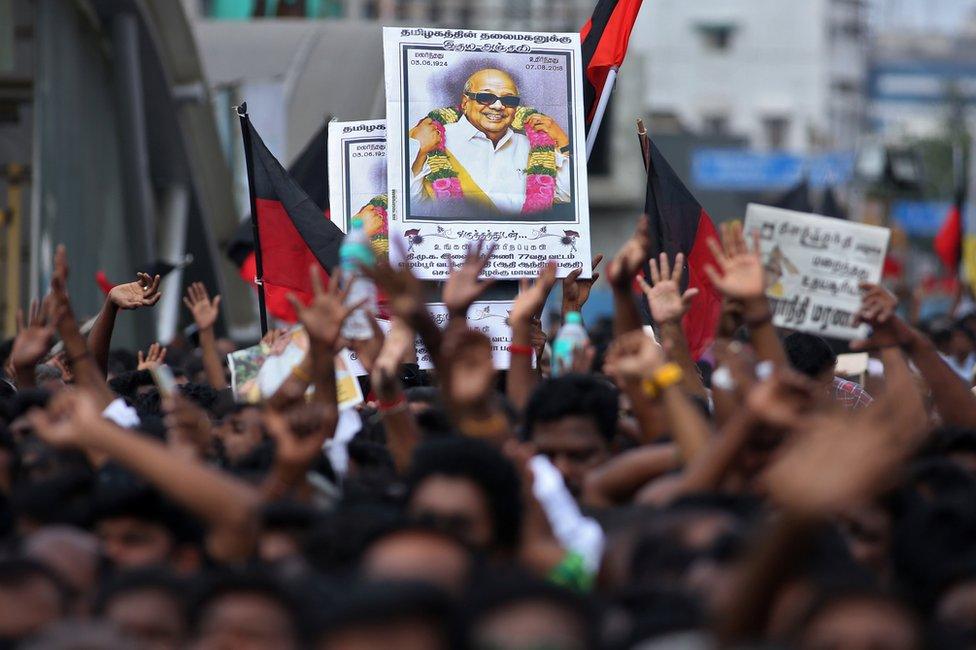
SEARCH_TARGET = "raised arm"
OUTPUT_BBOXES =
[637,252,707,401]
[508,262,558,412]
[9,300,57,389]
[89,273,161,375]
[606,216,654,337]
[705,223,787,368]
[29,389,262,563]
[183,282,228,390]
[852,282,976,428]
[442,240,496,325]
[371,318,421,475]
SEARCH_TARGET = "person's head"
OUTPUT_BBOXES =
[407,437,522,555]
[460,68,520,142]
[217,404,265,466]
[34,364,65,393]
[793,589,922,650]
[523,374,618,497]
[94,568,187,650]
[464,570,598,650]
[784,332,837,386]
[93,485,201,574]
[360,522,473,594]
[23,525,101,612]
[949,323,976,361]
[316,581,454,650]
[189,570,305,650]
[0,558,69,642]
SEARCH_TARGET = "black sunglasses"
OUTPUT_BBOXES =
[465,91,521,108]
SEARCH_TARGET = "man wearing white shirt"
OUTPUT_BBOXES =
[408,68,572,214]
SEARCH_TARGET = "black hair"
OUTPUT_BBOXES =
[91,482,203,546]
[304,502,402,575]
[316,580,455,647]
[407,437,522,553]
[0,558,71,615]
[93,566,187,617]
[791,585,921,648]
[405,386,440,406]
[107,370,154,400]
[784,332,837,378]
[0,388,51,425]
[106,349,138,377]
[923,426,976,459]
[523,373,619,444]
[462,568,598,650]
[188,569,309,643]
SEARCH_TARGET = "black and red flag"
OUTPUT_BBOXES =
[580,0,643,126]
[644,138,722,359]
[233,106,342,328]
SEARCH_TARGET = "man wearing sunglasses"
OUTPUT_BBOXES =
[409,68,572,214]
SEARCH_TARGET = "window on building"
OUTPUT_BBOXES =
[763,116,790,150]
[695,23,737,52]
[702,114,730,136]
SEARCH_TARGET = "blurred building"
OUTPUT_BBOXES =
[632,0,869,153]
[869,11,976,139]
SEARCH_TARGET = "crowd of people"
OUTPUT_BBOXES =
[0,217,975,649]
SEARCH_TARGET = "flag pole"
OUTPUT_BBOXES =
[636,119,655,326]
[585,66,619,160]
[237,102,269,336]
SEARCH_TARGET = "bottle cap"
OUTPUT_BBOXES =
[565,311,583,325]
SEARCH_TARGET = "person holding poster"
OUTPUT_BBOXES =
[408,67,573,214]
[384,28,592,280]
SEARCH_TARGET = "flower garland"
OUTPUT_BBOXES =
[423,106,559,213]
[354,194,389,258]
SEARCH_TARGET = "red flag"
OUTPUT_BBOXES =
[580,0,644,124]
[935,198,963,274]
[231,119,340,323]
[645,138,722,359]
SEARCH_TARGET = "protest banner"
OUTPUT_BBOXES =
[383,27,592,280]
[228,328,363,409]
[744,204,891,340]
[328,119,389,259]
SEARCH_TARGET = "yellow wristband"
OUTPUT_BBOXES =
[652,363,683,392]
[640,378,659,399]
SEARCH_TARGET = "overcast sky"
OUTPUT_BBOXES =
[871,0,976,33]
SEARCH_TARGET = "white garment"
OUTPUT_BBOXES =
[102,398,140,429]
[529,454,605,574]
[409,115,571,214]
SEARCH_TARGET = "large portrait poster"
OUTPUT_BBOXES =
[328,119,389,257]
[743,204,891,340]
[383,27,592,280]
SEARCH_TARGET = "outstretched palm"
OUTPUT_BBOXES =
[288,266,361,351]
[607,216,653,288]
[183,282,221,330]
[110,272,162,310]
[10,300,56,371]
[638,252,698,324]
[442,239,496,317]
[704,222,765,300]
[510,261,558,324]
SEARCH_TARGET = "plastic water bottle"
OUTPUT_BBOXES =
[339,217,377,340]
[552,312,588,376]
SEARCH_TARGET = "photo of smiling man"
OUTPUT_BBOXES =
[408,67,572,215]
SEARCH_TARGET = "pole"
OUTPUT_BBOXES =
[635,121,655,326]
[585,66,618,161]
[237,103,269,336]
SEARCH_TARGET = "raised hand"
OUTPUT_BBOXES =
[562,254,604,314]
[362,239,427,323]
[287,265,363,351]
[10,299,57,376]
[137,343,167,371]
[637,252,699,324]
[371,318,414,402]
[524,114,570,148]
[442,328,496,409]
[851,283,917,352]
[264,402,331,479]
[607,216,653,289]
[704,222,765,301]
[109,273,162,310]
[744,370,819,430]
[163,394,212,459]
[183,282,221,330]
[349,317,385,376]
[510,261,558,325]
[603,329,666,385]
[443,239,497,318]
[410,118,443,156]
[27,389,103,449]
